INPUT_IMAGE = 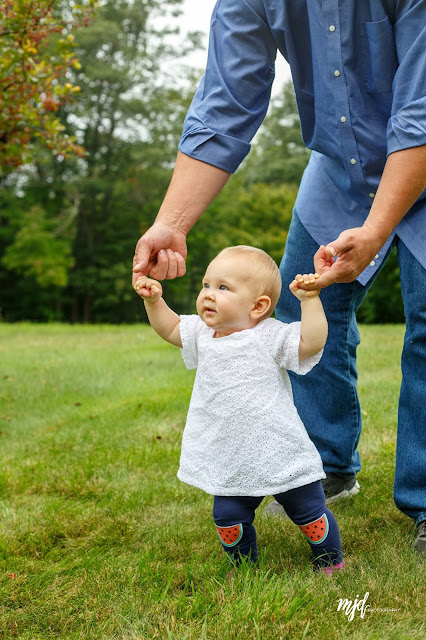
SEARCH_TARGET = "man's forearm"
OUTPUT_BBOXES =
[155,151,231,235]
[364,145,426,244]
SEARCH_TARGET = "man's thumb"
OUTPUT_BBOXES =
[325,230,353,258]
[324,243,337,258]
[133,240,151,272]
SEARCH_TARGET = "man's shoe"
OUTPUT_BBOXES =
[321,473,360,503]
[414,520,426,557]
[264,473,360,518]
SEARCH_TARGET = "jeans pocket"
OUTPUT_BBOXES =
[363,17,398,94]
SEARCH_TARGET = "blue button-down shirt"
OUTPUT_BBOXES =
[178,0,426,284]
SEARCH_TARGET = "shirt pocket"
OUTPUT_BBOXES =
[363,16,398,94]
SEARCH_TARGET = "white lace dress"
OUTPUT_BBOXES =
[177,315,326,496]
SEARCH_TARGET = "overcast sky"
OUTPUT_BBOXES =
[179,0,291,95]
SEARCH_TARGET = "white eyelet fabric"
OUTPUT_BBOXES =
[177,315,325,497]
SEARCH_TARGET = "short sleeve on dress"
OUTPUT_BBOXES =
[267,319,323,375]
[179,315,205,370]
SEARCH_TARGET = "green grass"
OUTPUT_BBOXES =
[0,323,424,639]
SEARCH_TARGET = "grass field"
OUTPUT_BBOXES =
[0,323,424,639]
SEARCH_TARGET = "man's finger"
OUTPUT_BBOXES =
[316,264,355,288]
[175,252,186,277]
[314,245,334,272]
[314,263,347,287]
[314,272,335,288]
[147,249,169,280]
[165,249,178,280]
[296,279,321,290]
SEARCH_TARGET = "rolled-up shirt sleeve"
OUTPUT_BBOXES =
[271,321,323,375]
[260,318,323,375]
[386,1,426,156]
[179,0,277,173]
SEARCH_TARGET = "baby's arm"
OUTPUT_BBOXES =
[134,276,182,348]
[289,273,328,360]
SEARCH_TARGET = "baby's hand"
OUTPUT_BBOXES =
[134,276,163,302]
[289,273,321,300]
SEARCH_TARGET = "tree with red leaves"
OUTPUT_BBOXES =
[0,0,97,177]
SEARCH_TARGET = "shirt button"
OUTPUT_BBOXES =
[375,254,379,259]
[334,70,341,77]
[350,158,357,165]
[340,116,347,123]
[369,192,375,198]
[370,261,376,267]
[329,25,336,32]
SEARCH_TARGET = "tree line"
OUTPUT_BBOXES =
[0,0,404,324]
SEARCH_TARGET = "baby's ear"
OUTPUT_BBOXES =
[252,295,271,318]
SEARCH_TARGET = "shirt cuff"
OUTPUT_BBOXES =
[179,127,251,174]
[274,321,323,375]
[387,99,426,156]
[296,347,324,375]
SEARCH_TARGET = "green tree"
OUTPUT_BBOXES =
[64,0,200,322]
[2,205,73,287]
[241,81,311,187]
[0,0,201,322]
[0,182,77,320]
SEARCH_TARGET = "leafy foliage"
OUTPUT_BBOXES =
[242,83,311,187]
[2,205,73,286]
[0,0,97,176]
[0,0,202,322]
[357,249,404,324]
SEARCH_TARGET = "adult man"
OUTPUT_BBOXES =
[133,1,426,554]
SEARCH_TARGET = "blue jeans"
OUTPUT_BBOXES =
[277,211,426,525]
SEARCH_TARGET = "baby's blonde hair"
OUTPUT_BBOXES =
[215,245,282,318]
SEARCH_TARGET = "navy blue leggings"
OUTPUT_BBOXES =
[213,480,343,568]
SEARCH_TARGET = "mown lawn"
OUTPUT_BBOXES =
[0,323,424,639]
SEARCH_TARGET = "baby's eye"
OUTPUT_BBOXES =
[219,285,228,291]
[203,283,209,289]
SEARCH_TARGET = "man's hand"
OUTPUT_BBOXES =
[131,153,231,287]
[132,222,187,285]
[314,225,383,288]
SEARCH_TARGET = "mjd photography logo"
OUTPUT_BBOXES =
[337,592,401,620]
[337,592,370,621]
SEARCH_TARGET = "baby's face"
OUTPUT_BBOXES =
[196,255,260,336]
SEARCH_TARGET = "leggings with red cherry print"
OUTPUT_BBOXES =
[213,480,343,568]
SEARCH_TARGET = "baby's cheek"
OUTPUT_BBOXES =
[195,295,203,312]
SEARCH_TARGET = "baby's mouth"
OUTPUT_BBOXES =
[204,306,216,314]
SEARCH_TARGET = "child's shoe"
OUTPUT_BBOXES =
[318,560,346,576]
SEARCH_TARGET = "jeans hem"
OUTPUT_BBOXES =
[415,514,426,526]
[322,470,357,479]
